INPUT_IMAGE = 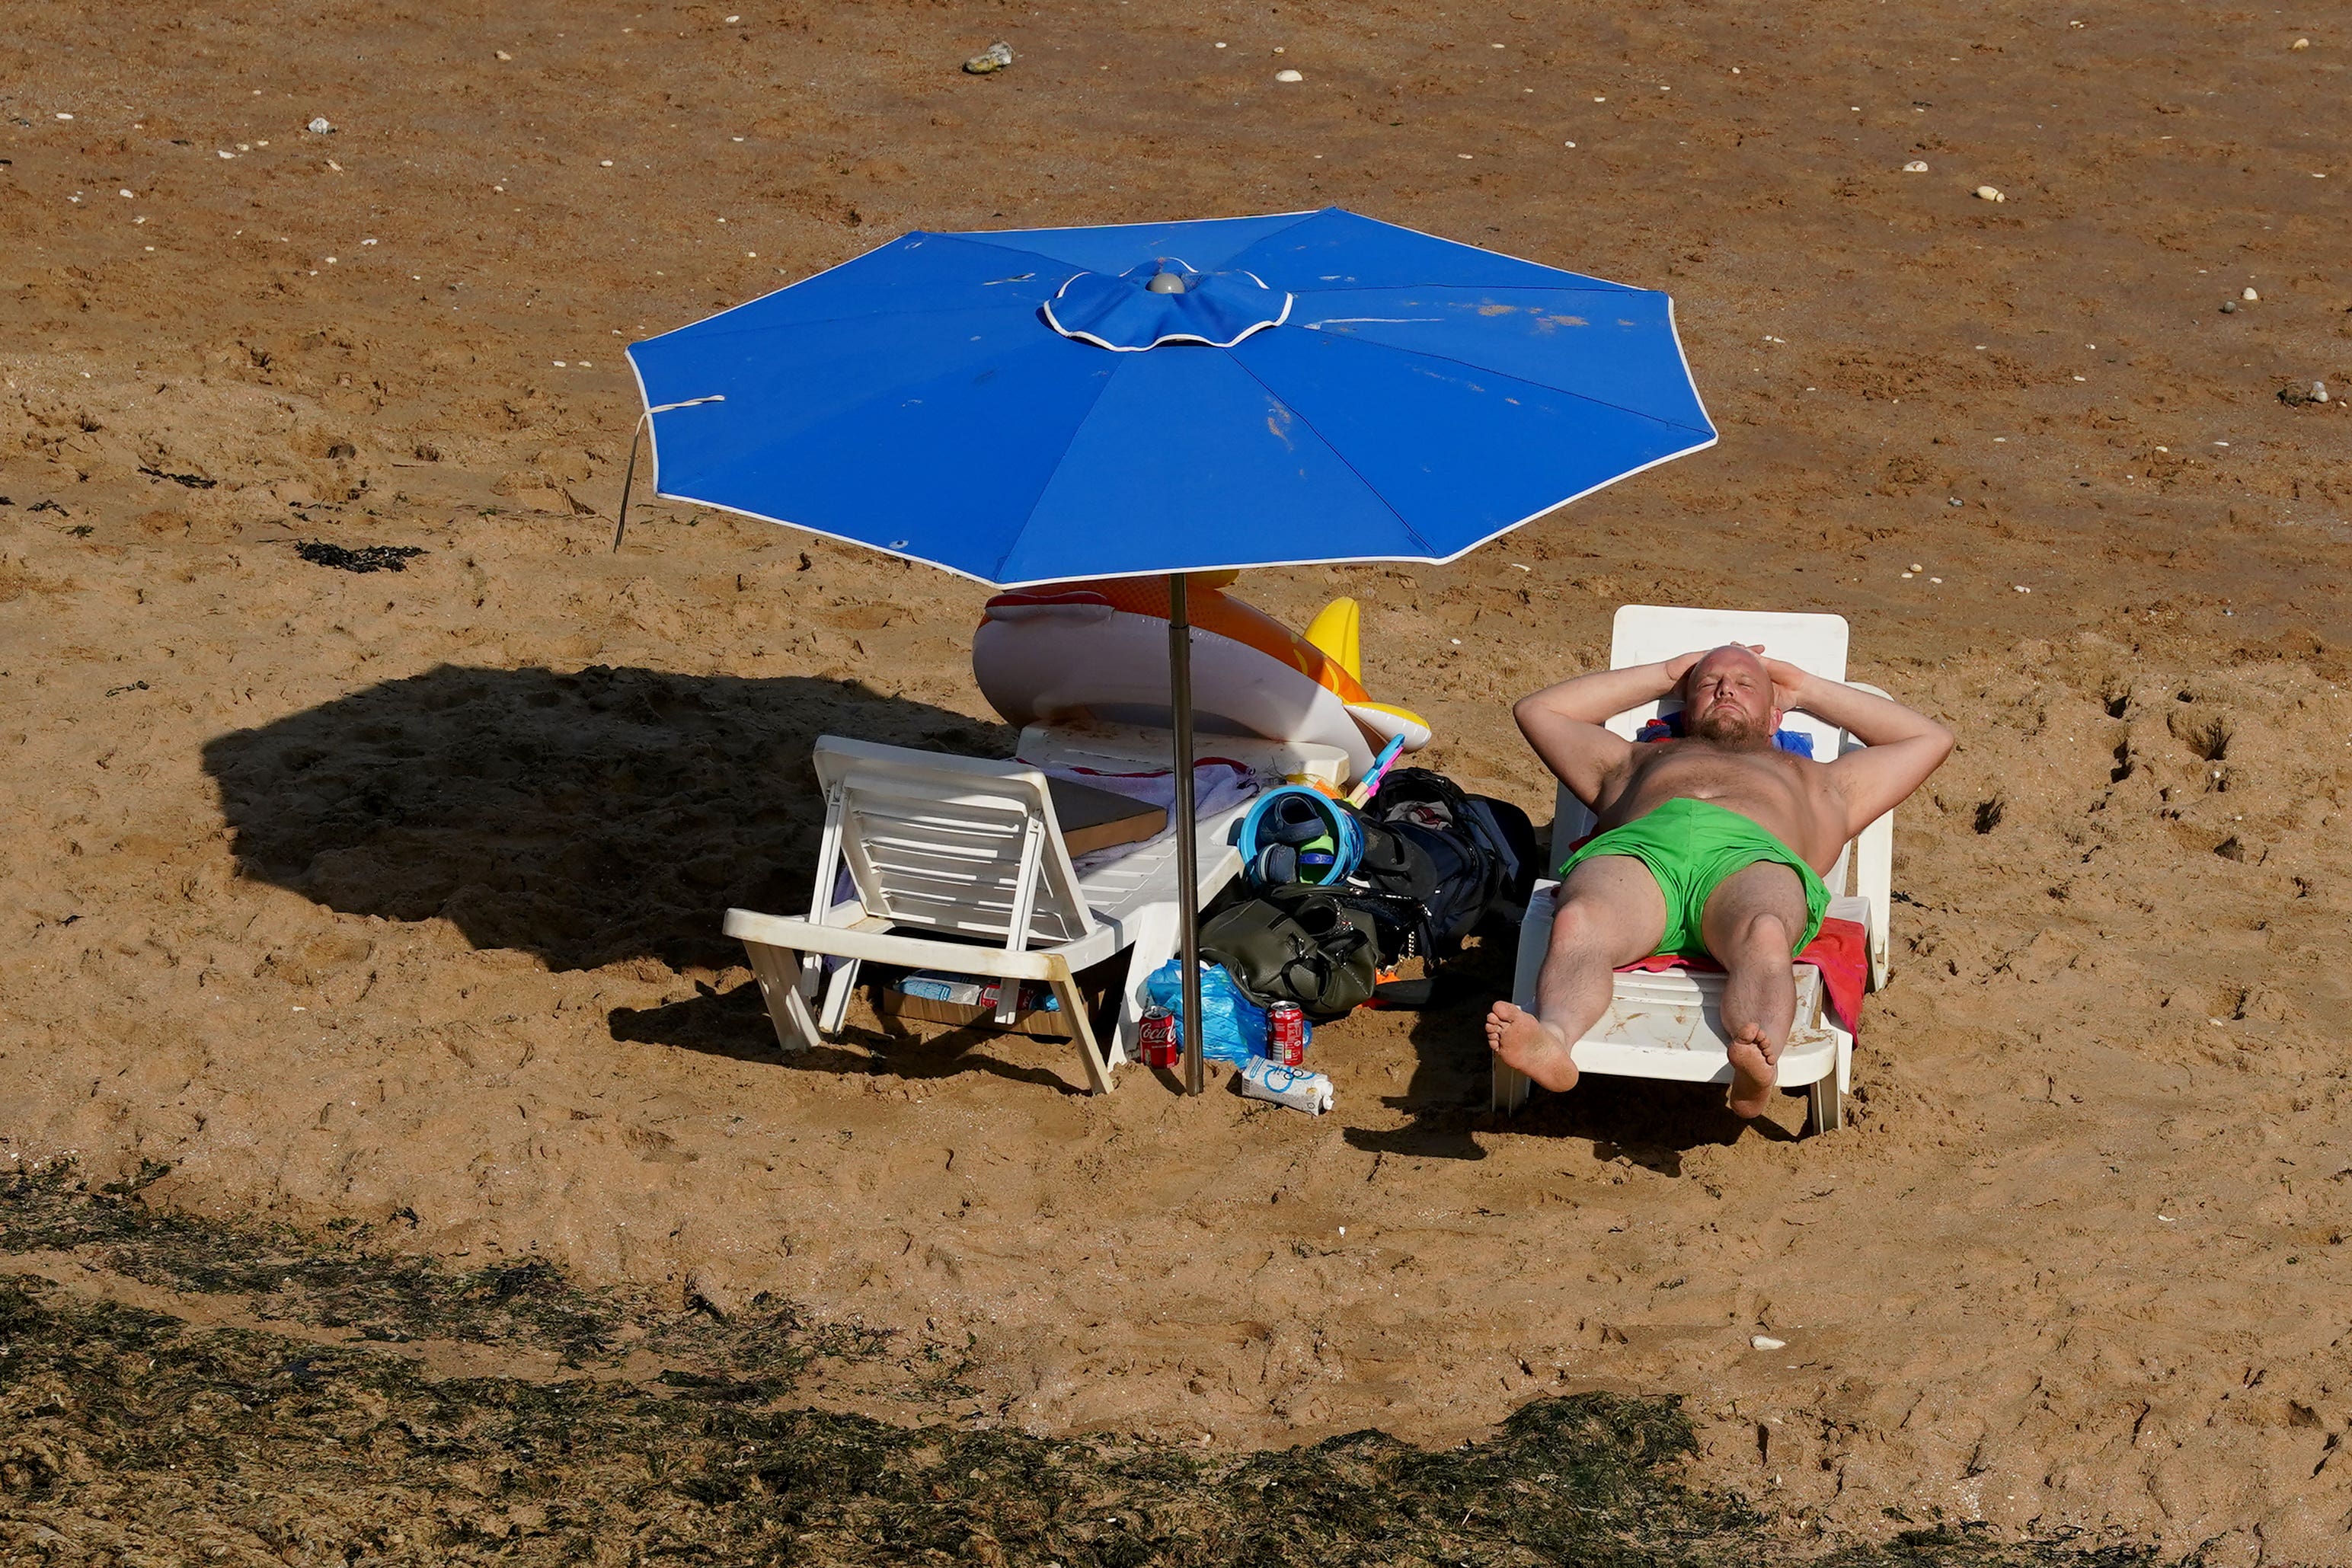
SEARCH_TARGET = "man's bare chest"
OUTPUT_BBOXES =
[1626,742,1796,797]
[1603,742,1839,853]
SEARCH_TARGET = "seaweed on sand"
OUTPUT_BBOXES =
[0,1171,2172,1566]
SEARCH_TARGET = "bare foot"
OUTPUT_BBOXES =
[1724,1022,1779,1119]
[1486,1000,1580,1093]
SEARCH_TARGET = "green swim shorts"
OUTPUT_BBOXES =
[1561,798,1830,960]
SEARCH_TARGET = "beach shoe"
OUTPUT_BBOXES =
[1264,794,1331,845]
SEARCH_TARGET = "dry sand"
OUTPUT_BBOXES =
[4,0,2350,1559]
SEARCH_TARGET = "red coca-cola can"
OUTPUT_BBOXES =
[1137,1007,1179,1068]
[1265,1002,1306,1067]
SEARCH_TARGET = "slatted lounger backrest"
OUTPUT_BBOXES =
[810,736,1095,949]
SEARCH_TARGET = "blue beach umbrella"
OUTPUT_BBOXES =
[623,206,1716,1091]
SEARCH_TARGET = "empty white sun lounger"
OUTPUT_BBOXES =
[1492,605,1895,1134]
[723,732,1336,1094]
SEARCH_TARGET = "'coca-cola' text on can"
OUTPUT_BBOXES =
[1137,1007,1179,1068]
[1265,1002,1306,1067]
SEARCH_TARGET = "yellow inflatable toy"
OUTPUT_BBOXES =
[972,574,1433,778]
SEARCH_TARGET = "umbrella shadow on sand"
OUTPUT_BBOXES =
[1342,927,1787,1167]
[201,662,1011,978]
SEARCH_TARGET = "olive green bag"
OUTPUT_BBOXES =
[1197,886,1381,1021]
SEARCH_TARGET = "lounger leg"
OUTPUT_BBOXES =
[742,940,823,1055]
[1807,1027,1851,1135]
[1492,886,1553,1115]
[1047,963,1115,1096]
[1114,903,1180,1068]
[819,958,861,1033]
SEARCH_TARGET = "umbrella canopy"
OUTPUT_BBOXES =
[625,208,1714,1094]
[626,207,1715,585]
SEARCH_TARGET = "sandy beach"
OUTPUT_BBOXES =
[4,0,2350,1559]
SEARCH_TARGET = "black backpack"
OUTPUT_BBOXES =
[1351,768,1540,963]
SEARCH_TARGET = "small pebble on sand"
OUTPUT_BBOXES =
[1948,497,1964,507]
[1974,184,2005,202]
[496,49,513,61]
[308,117,333,133]
[2242,286,2259,302]
[2219,300,2237,313]
[55,112,74,120]
[2015,584,2031,592]
[1910,563,1923,571]
[963,40,1015,73]
[1275,69,1303,82]
[599,159,614,167]
[1750,1335,1786,1351]
[2291,37,2310,49]
[1903,160,1929,172]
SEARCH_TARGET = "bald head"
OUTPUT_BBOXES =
[1681,644,1778,746]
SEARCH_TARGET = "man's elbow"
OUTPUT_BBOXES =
[1925,721,1957,768]
[1512,693,1548,739]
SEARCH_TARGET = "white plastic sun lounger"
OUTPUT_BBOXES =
[1492,606,1894,1135]
[724,733,1296,1094]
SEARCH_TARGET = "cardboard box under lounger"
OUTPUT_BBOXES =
[877,972,1082,1039]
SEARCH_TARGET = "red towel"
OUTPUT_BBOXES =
[1615,916,1869,1036]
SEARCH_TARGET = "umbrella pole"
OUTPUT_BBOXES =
[1168,573,1206,1096]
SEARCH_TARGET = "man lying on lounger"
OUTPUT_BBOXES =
[1486,645,1954,1118]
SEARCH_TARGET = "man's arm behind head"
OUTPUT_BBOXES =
[1785,670,1956,838]
[1511,656,1705,808]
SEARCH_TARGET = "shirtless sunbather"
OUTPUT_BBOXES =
[1485,644,1954,1118]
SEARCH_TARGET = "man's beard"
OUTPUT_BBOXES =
[1689,702,1770,746]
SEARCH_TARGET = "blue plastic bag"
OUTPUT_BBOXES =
[1142,960,1311,1065]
